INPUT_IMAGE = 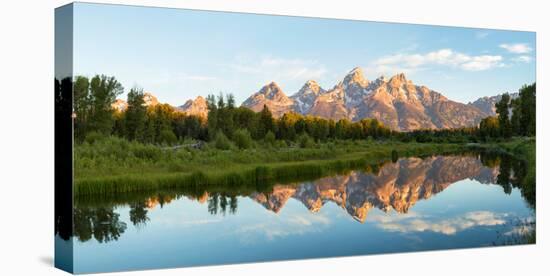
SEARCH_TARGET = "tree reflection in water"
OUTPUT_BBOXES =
[73,207,127,243]
[66,151,534,243]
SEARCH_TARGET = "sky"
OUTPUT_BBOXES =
[73,3,536,106]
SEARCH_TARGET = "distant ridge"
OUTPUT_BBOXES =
[112,67,510,131]
[242,67,488,131]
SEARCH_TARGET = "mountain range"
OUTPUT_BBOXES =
[113,67,510,131]
[241,67,493,131]
[178,96,209,119]
[468,92,519,116]
[112,92,159,112]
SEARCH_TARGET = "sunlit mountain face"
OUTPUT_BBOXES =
[111,67,511,132]
[241,68,490,131]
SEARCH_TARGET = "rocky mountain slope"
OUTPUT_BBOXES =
[178,96,209,119]
[241,81,295,118]
[291,80,326,114]
[242,67,489,131]
[112,67,510,131]
[111,92,159,112]
[468,92,519,116]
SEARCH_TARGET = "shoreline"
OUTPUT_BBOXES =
[75,141,464,196]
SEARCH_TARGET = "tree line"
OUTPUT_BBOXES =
[478,83,536,140]
[73,75,206,144]
[72,74,535,146]
[205,93,394,148]
[73,75,394,147]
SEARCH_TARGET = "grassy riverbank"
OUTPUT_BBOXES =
[75,136,465,196]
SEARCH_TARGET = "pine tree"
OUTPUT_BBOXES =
[73,76,90,140]
[519,83,536,136]
[495,93,512,137]
[258,105,274,138]
[88,75,123,135]
[125,87,147,141]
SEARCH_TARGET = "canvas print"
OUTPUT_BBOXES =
[55,2,536,274]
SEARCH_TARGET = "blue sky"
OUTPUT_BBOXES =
[73,3,536,106]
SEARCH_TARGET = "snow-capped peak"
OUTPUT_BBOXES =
[297,80,325,95]
[291,80,327,114]
[257,81,286,100]
[342,67,369,88]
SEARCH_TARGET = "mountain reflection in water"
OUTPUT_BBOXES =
[250,155,499,222]
[66,153,533,244]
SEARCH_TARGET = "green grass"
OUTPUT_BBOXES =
[74,136,465,196]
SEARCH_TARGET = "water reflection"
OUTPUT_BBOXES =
[64,152,534,244]
[251,154,500,222]
[73,207,127,243]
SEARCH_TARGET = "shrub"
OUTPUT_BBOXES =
[214,131,232,150]
[264,131,276,146]
[158,129,177,145]
[275,140,287,149]
[84,131,105,144]
[132,144,162,161]
[233,129,253,149]
[391,149,399,163]
[298,133,315,148]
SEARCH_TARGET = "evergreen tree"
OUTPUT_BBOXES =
[227,93,235,109]
[510,97,521,136]
[73,76,91,140]
[218,95,234,138]
[206,94,218,140]
[495,93,512,137]
[88,75,123,135]
[258,105,274,138]
[519,83,536,136]
[125,87,147,141]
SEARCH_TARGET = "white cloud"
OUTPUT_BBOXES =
[476,31,489,39]
[373,49,503,72]
[235,213,331,241]
[461,55,504,71]
[230,55,328,82]
[499,43,533,54]
[154,216,223,227]
[370,211,507,235]
[513,55,533,63]
[363,64,418,78]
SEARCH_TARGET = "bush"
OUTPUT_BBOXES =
[233,129,253,149]
[275,140,287,149]
[298,133,315,148]
[84,131,105,144]
[264,131,276,146]
[214,131,232,150]
[158,129,177,145]
[391,149,399,163]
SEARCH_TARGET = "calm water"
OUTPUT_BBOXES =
[64,154,535,274]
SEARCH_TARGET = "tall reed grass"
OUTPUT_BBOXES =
[75,136,465,197]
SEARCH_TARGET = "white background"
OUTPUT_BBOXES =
[0,0,548,275]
